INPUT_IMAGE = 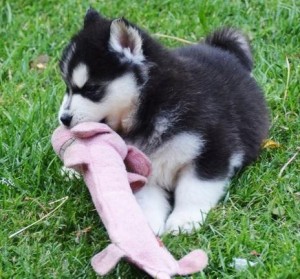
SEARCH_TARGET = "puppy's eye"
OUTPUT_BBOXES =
[83,85,106,101]
[84,85,99,93]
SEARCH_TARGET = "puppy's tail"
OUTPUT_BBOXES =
[205,28,253,72]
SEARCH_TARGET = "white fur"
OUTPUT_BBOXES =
[59,73,139,130]
[59,94,103,126]
[72,63,88,88]
[149,108,181,145]
[154,117,170,136]
[134,184,171,235]
[109,19,144,65]
[104,73,139,131]
[229,152,244,177]
[145,116,173,146]
[148,133,204,191]
[134,133,204,235]
[165,166,228,234]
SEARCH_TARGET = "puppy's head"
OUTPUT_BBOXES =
[58,9,149,132]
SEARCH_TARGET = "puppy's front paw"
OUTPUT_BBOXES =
[165,208,207,235]
[134,184,171,236]
[61,166,81,181]
[136,199,167,235]
[146,213,166,236]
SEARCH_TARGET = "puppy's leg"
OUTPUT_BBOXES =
[165,166,227,234]
[134,183,171,235]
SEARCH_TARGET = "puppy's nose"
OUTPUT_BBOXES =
[60,114,73,127]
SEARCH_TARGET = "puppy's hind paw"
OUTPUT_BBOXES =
[165,208,206,235]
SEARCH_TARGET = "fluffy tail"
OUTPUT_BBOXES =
[205,28,253,71]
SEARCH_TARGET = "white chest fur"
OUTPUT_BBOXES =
[147,132,204,191]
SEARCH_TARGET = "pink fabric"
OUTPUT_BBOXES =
[52,122,208,278]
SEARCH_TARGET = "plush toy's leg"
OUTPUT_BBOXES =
[177,249,208,275]
[91,244,125,275]
[142,267,171,279]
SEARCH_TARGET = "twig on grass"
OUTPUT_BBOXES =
[9,196,69,238]
[154,33,196,45]
[283,56,291,101]
[48,196,69,205]
[278,149,299,177]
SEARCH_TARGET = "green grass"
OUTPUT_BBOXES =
[1,0,299,278]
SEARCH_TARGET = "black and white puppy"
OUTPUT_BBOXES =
[58,9,269,235]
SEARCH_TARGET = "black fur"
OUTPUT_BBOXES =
[205,28,253,71]
[60,11,269,181]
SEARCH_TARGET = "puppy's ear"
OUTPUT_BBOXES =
[84,7,101,27]
[109,18,144,65]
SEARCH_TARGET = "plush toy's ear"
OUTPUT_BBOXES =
[84,7,102,27]
[63,143,89,172]
[109,18,144,65]
[125,145,151,178]
[91,244,125,276]
[127,172,147,192]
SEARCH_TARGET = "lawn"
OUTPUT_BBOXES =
[0,0,299,278]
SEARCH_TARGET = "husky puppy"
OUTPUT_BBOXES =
[58,9,269,235]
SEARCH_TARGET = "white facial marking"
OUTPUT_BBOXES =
[72,63,88,88]
[101,73,139,130]
[59,94,68,113]
[58,73,139,129]
[165,166,228,234]
[148,133,204,191]
[59,94,104,126]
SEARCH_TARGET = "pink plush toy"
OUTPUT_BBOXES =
[51,122,208,279]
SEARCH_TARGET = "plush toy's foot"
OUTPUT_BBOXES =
[91,244,125,275]
[143,267,171,279]
[177,249,208,275]
[156,272,172,279]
